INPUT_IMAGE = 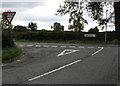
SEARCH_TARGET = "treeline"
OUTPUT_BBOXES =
[11,30,117,41]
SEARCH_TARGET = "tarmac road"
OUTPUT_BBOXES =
[2,42,119,84]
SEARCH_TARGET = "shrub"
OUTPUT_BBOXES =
[2,30,15,48]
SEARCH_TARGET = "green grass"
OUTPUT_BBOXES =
[2,46,23,63]
[14,39,120,44]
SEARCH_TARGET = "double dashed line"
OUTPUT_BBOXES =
[18,44,97,49]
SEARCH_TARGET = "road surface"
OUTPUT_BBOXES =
[2,43,119,84]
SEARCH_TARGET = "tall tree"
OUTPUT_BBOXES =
[56,1,87,32]
[88,26,99,33]
[114,2,120,40]
[28,22,37,31]
[51,22,64,32]
[68,11,88,32]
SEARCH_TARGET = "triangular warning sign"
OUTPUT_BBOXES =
[57,49,79,57]
[3,12,16,24]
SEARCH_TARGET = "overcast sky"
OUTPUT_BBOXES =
[0,0,115,32]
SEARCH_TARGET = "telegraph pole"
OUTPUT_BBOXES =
[105,10,108,42]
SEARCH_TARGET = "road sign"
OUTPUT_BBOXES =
[84,34,96,38]
[3,12,16,24]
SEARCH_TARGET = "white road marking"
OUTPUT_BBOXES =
[60,46,66,48]
[43,45,49,48]
[78,46,84,48]
[51,46,58,48]
[27,45,34,47]
[19,45,24,47]
[92,47,104,56]
[69,46,76,48]
[88,47,94,48]
[17,60,21,62]
[35,45,41,47]
[28,59,82,82]
[57,49,79,57]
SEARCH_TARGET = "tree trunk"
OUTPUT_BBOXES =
[114,2,120,40]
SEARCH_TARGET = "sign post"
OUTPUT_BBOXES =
[2,11,16,38]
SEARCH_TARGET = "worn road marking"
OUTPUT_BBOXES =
[51,46,58,48]
[60,46,66,48]
[88,47,94,48]
[19,45,24,47]
[69,46,76,48]
[43,45,49,48]
[28,59,82,82]
[57,49,79,57]
[35,45,41,47]
[17,60,21,62]
[78,46,84,48]
[27,45,34,47]
[92,47,104,56]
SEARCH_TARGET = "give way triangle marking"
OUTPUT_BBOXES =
[57,49,79,57]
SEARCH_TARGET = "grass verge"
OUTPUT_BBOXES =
[14,39,120,45]
[2,46,23,63]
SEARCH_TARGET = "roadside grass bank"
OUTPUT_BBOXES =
[14,39,120,45]
[2,46,23,63]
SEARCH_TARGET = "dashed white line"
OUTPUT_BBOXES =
[43,45,49,48]
[28,59,82,82]
[92,47,104,56]
[27,45,34,47]
[35,45,41,47]
[69,46,76,48]
[60,46,66,48]
[78,46,84,48]
[51,46,58,48]
[88,47,94,48]
[19,45,24,47]
[17,60,21,62]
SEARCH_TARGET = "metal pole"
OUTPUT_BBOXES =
[105,10,108,42]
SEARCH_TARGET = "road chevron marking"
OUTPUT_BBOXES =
[57,49,79,57]
[92,47,104,56]
[28,59,82,82]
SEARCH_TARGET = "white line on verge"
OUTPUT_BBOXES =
[92,47,104,56]
[28,59,81,82]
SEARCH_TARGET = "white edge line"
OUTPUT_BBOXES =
[28,59,81,82]
[92,47,104,56]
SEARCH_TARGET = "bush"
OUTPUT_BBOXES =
[2,46,22,63]
[2,30,15,48]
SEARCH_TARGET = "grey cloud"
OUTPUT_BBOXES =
[1,2,44,8]
[19,15,68,22]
